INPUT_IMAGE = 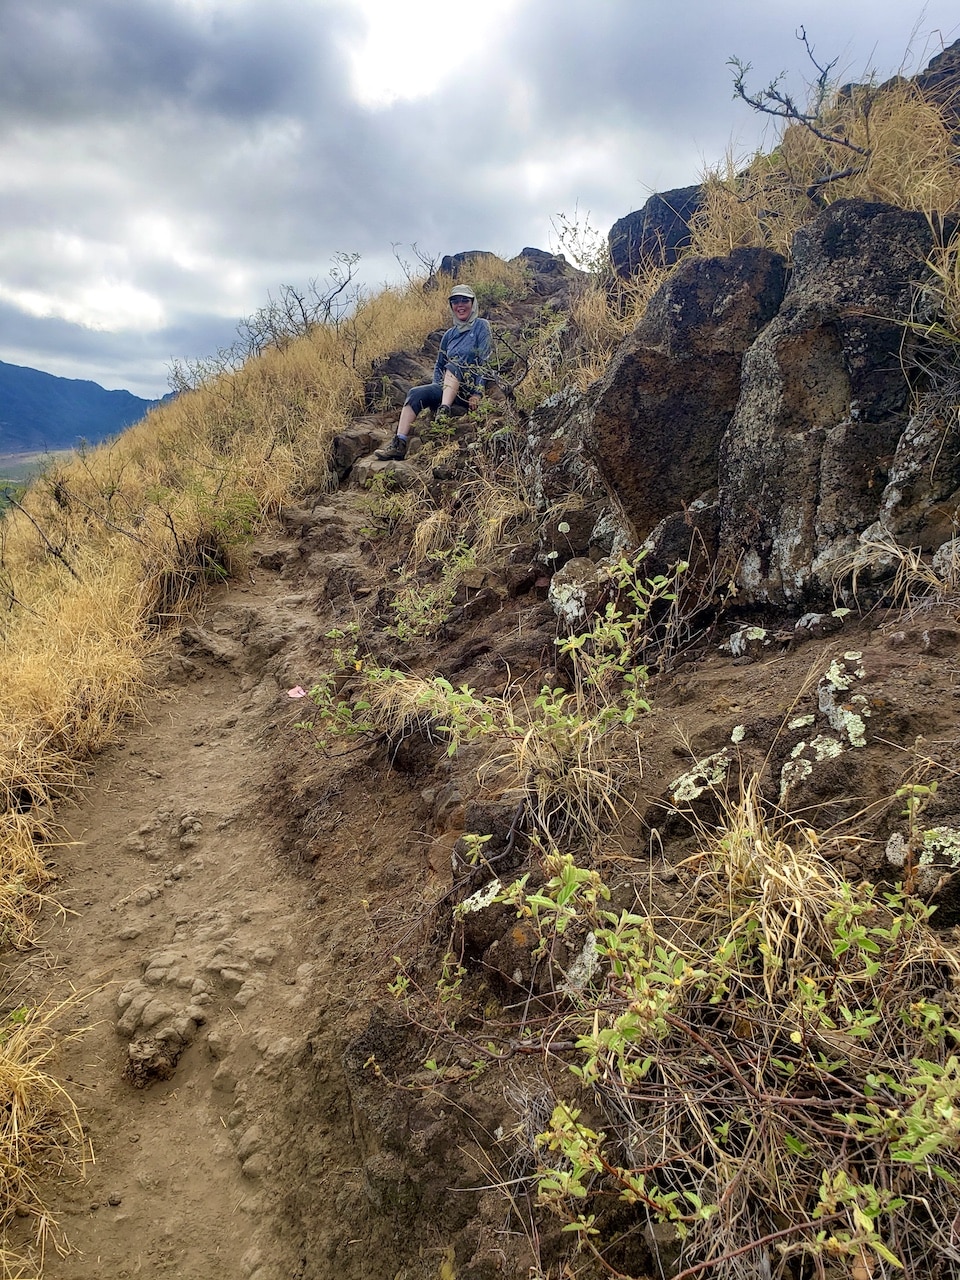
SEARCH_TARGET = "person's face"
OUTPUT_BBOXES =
[450,296,473,318]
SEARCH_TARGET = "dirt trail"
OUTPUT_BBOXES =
[6,491,388,1279]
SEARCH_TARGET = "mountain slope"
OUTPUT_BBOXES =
[0,359,158,452]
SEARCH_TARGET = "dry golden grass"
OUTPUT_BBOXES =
[918,223,960,339]
[456,252,530,303]
[690,81,960,261]
[410,509,454,569]
[0,1000,88,1276]
[469,480,532,562]
[829,524,960,613]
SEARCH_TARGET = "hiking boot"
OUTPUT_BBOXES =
[375,434,408,461]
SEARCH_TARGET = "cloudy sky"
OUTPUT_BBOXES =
[0,0,956,398]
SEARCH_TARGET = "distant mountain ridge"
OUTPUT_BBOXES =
[0,359,159,454]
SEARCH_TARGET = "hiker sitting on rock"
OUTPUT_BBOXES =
[375,285,492,460]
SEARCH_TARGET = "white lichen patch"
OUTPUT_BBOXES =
[884,831,945,895]
[885,831,906,870]
[779,757,813,800]
[788,714,815,730]
[548,579,588,628]
[562,932,600,996]
[670,750,731,804]
[818,652,870,747]
[822,652,863,692]
[730,725,745,744]
[919,826,960,869]
[823,696,869,747]
[455,878,503,917]
[728,626,768,658]
[809,734,845,761]
[779,735,845,801]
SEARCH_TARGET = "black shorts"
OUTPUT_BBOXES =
[404,382,470,414]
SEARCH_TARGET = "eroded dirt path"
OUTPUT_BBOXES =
[6,508,384,1279]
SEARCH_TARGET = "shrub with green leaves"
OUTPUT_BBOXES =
[297,554,685,846]
[506,780,960,1280]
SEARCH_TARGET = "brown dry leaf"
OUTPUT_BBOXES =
[851,1245,875,1280]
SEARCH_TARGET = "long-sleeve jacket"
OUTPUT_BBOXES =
[434,317,492,397]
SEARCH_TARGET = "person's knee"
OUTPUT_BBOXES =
[405,383,443,415]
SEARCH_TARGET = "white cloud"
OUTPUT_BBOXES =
[344,0,523,106]
[0,277,165,333]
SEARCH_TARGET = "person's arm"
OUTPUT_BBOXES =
[469,319,493,404]
[476,319,492,381]
[433,331,449,385]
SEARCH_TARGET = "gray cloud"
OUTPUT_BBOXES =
[0,0,357,121]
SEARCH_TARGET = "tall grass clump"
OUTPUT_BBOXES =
[0,1001,88,1275]
[530,210,664,397]
[691,80,960,260]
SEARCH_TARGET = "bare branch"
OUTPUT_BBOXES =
[805,164,866,197]
[168,253,364,391]
[6,497,80,580]
[728,28,869,157]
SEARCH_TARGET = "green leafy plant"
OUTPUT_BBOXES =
[514,780,960,1278]
[386,541,477,641]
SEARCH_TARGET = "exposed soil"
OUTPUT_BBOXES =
[8,407,960,1279]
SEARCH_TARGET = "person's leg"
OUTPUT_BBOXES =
[376,383,442,459]
[440,371,461,408]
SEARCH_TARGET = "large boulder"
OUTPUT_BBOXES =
[520,386,610,515]
[439,250,502,278]
[582,246,788,539]
[719,199,936,605]
[608,185,703,277]
[364,346,435,410]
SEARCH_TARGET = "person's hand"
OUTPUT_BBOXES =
[468,394,481,409]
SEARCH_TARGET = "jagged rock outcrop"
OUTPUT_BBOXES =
[533,197,952,610]
[511,246,582,297]
[439,249,499,278]
[608,184,703,277]
[719,199,935,604]
[577,247,787,538]
[913,37,960,123]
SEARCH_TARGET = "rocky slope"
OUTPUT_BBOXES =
[15,414,960,1280]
